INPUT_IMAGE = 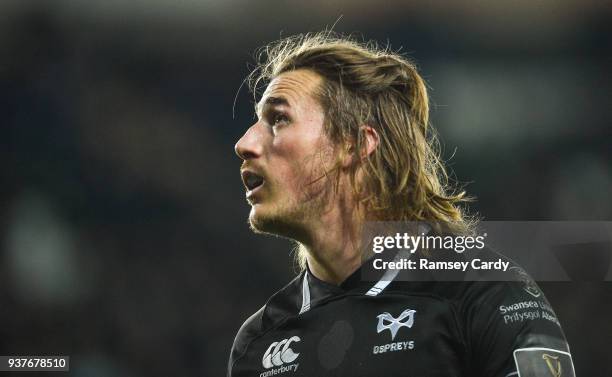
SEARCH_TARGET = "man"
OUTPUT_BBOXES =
[230,33,574,377]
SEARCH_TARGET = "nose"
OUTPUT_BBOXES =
[235,123,263,160]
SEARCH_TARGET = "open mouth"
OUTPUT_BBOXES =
[241,170,264,192]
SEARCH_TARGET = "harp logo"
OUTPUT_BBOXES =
[513,347,574,377]
[376,309,416,340]
[543,353,562,377]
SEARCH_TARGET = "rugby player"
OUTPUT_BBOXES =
[229,33,574,377]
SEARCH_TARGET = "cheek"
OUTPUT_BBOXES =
[267,151,314,200]
[271,136,313,178]
[269,123,336,193]
[265,147,302,195]
[285,146,338,196]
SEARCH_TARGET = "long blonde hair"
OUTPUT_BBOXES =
[249,32,473,269]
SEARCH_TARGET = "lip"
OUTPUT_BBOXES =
[246,181,264,201]
[241,169,265,201]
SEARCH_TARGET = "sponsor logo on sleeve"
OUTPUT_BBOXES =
[260,336,300,377]
[542,353,562,377]
[498,299,560,327]
[513,348,575,377]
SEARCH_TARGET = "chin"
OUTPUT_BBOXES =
[249,208,281,234]
[248,205,299,239]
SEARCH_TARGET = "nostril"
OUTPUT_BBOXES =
[235,140,254,160]
[236,146,257,160]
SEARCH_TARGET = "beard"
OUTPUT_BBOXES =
[246,141,342,241]
[248,168,338,242]
[248,183,331,241]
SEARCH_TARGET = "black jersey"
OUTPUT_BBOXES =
[228,251,575,377]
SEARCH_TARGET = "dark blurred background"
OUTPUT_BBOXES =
[2,0,611,376]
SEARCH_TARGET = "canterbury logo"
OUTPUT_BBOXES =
[262,336,300,369]
[376,309,416,340]
[542,353,562,377]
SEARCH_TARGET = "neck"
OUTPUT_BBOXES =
[300,200,365,286]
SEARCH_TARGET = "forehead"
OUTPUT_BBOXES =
[257,69,322,114]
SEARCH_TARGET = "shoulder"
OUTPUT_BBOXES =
[229,306,265,362]
[228,272,305,371]
[459,270,573,376]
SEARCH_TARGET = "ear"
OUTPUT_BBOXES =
[340,125,380,168]
[360,125,380,159]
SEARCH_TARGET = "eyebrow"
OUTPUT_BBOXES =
[256,95,290,117]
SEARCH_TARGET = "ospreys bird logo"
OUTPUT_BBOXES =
[376,309,416,340]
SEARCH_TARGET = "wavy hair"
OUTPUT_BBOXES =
[248,32,473,269]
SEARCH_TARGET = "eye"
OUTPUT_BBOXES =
[271,112,289,126]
